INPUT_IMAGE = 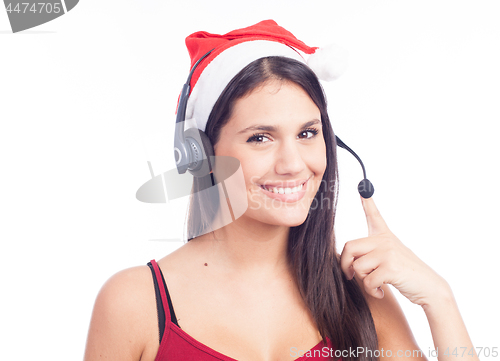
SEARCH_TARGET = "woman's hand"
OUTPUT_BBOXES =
[340,196,450,307]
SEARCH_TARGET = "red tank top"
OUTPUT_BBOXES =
[148,259,338,361]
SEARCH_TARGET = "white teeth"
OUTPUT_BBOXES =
[263,183,304,194]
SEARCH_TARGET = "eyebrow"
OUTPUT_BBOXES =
[236,119,321,134]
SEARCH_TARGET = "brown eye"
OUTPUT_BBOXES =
[247,133,271,143]
[298,128,319,139]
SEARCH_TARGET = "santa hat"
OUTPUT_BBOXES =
[182,20,348,132]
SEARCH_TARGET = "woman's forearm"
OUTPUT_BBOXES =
[422,282,479,361]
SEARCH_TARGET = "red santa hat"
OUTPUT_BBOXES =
[182,20,348,132]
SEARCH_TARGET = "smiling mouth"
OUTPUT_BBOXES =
[260,182,304,194]
[259,176,311,195]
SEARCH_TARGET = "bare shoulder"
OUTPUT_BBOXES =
[83,265,158,361]
[156,237,211,276]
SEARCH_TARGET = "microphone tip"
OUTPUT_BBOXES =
[358,179,375,198]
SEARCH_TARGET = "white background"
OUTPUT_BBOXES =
[1,1,499,359]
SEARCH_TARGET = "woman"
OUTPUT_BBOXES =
[84,20,478,361]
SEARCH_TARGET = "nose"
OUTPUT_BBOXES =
[274,138,306,175]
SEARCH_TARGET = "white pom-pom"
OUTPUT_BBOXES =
[307,43,349,81]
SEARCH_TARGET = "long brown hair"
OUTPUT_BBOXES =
[186,56,378,361]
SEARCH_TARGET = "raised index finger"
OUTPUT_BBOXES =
[361,196,389,236]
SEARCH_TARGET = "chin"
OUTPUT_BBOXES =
[248,208,310,227]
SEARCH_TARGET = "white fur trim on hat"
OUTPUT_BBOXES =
[185,40,306,132]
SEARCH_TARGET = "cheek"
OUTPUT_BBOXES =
[306,143,327,194]
[213,139,262,191]
[307,142,327,174]
[225,150,262,188]
[241,160,264,188]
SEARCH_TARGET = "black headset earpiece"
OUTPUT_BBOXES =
[174,49,215,178]
[335,136,375,198]
[183,127,214,178]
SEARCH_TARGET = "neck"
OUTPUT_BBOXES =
[193,216,292,280]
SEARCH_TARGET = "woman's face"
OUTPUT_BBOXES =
[214,80,327,227]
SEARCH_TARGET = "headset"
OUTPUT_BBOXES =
[173,49,375,199]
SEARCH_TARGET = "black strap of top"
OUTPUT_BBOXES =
[147,262,179,344]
